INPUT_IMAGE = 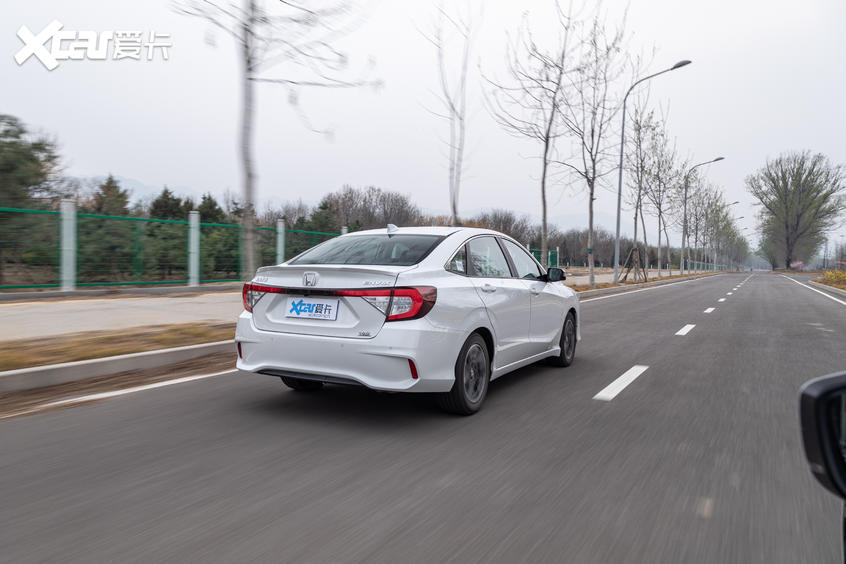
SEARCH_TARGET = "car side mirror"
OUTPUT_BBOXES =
[545,267,565,282]
[799,371,846,499]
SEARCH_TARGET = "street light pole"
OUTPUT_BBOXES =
[682,156,724,276]
[613,60,691,284]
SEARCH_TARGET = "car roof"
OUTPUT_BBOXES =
[343,226,505,238]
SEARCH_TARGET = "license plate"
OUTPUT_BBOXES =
[285,297,339,320]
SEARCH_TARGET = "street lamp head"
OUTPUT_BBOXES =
[729,201,740,205]
[712,156,725,162]
[671,60,692,70]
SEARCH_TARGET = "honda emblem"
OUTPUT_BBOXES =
[303,272,318,287]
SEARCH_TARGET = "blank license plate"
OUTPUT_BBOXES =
[285,297,339,320]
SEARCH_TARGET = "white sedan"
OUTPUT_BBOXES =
[235,226,580,414]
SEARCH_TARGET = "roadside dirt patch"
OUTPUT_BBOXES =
[0,322,235,371]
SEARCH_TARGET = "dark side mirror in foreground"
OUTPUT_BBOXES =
[799,371,846,499]
[545,267,565,282]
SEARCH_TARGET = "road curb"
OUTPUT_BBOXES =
[0,340,235,392]
[0,284,242,303]
[808,279,846,299]
[577,272,724,300]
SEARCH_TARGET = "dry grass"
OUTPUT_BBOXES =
[0,322,235,371]
[819,270,846,291]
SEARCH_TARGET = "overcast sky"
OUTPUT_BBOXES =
[4,0,846,251]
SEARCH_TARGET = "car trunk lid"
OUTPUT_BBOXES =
[248,264,413,338]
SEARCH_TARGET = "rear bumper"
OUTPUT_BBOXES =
[235,312,462,392]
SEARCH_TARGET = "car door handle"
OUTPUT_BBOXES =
[481,283,497,293]
[530,288,542,296]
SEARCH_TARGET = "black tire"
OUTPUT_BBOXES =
[548,311,576,367]
[437,333,490,415]
[280,376,324,391]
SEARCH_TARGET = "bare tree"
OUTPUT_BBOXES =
[686,177,708,271]
[484,2,575,266]
[423,3,477,225]
[321,185,421,231]
[467,209,535,243]
[642,116,679,278]
[747,151,845,269]
[176,0,376,279]
[556,8,626,287]
[622,92,655,281]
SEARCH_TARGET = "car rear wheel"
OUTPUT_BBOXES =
[548,311,576,367]
[280,376,324,391]
[437,333,490,415]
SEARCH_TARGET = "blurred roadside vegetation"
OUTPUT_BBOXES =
[820,270,846,290]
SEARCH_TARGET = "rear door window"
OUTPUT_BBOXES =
[467,237,512,278]
[446,246,467,274]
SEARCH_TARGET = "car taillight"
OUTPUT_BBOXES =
[242,282,286,312]
[338,287,436,321]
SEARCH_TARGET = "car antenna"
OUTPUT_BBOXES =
[387,224,399,234]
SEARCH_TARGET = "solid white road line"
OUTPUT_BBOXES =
[704,307,715,313]
[676,324,696,336]
[0,369,238,419]
[718,298,726,302]
[781,275,846,307]
[593,365,649,401]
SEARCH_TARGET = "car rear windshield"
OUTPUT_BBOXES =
[289,234,445,266]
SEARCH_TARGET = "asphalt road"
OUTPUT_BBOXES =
[2,273,846,563]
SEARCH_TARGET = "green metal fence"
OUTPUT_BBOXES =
[0,206,339,290]
[0,207,61,289]
[529,248,559,268]
[77,214,190,286]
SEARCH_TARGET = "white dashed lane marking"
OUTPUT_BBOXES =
[593,365,649,401]
[676,324,696,336]
[704,307,715,313]
[718,298,726,302]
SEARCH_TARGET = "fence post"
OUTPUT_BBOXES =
[556,246,560,268]
[341,226,349,235]
[276,218,286,264]
[188,211,199,287]
[60,199,76,291]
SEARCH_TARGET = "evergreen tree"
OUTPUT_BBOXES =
[150,187,184,220]
[89,175,130,216]
[198,193,226,223]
